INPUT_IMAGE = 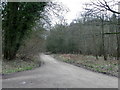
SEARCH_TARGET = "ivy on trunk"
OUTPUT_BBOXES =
[2,2,47,60]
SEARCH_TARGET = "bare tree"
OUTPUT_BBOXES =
[83,0,120,60]
[42,1,69,27]
[85,0,120,14]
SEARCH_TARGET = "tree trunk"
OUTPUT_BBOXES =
[116,17,120,60]
[101,16,107,60]
[3,3,19,60]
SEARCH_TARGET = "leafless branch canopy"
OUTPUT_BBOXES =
[41,2,69,26]
[84,0,120,15]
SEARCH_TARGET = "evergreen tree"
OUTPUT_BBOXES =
[2,2,47,60]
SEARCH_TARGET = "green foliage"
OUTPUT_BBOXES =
[46,13,119,60]
[46,24,79,53]
[2,2,47,60]
[46,25,66,53]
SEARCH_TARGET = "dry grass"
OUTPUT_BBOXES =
[2,55,40,74]
[54,54,118,77]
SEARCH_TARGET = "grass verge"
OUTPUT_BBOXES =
[53,54,118,77]
[2,56,40,74]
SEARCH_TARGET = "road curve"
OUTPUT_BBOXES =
[2,54,118,88]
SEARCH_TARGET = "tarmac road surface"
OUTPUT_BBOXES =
[2,54,118,88]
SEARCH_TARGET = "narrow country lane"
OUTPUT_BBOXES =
[2,54,118,88]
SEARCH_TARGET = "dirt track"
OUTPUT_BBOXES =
[2,54,118,88]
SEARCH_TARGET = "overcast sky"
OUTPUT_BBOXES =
[58,0,91,23]
[49,0,91,25]
[51,0,119,24]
